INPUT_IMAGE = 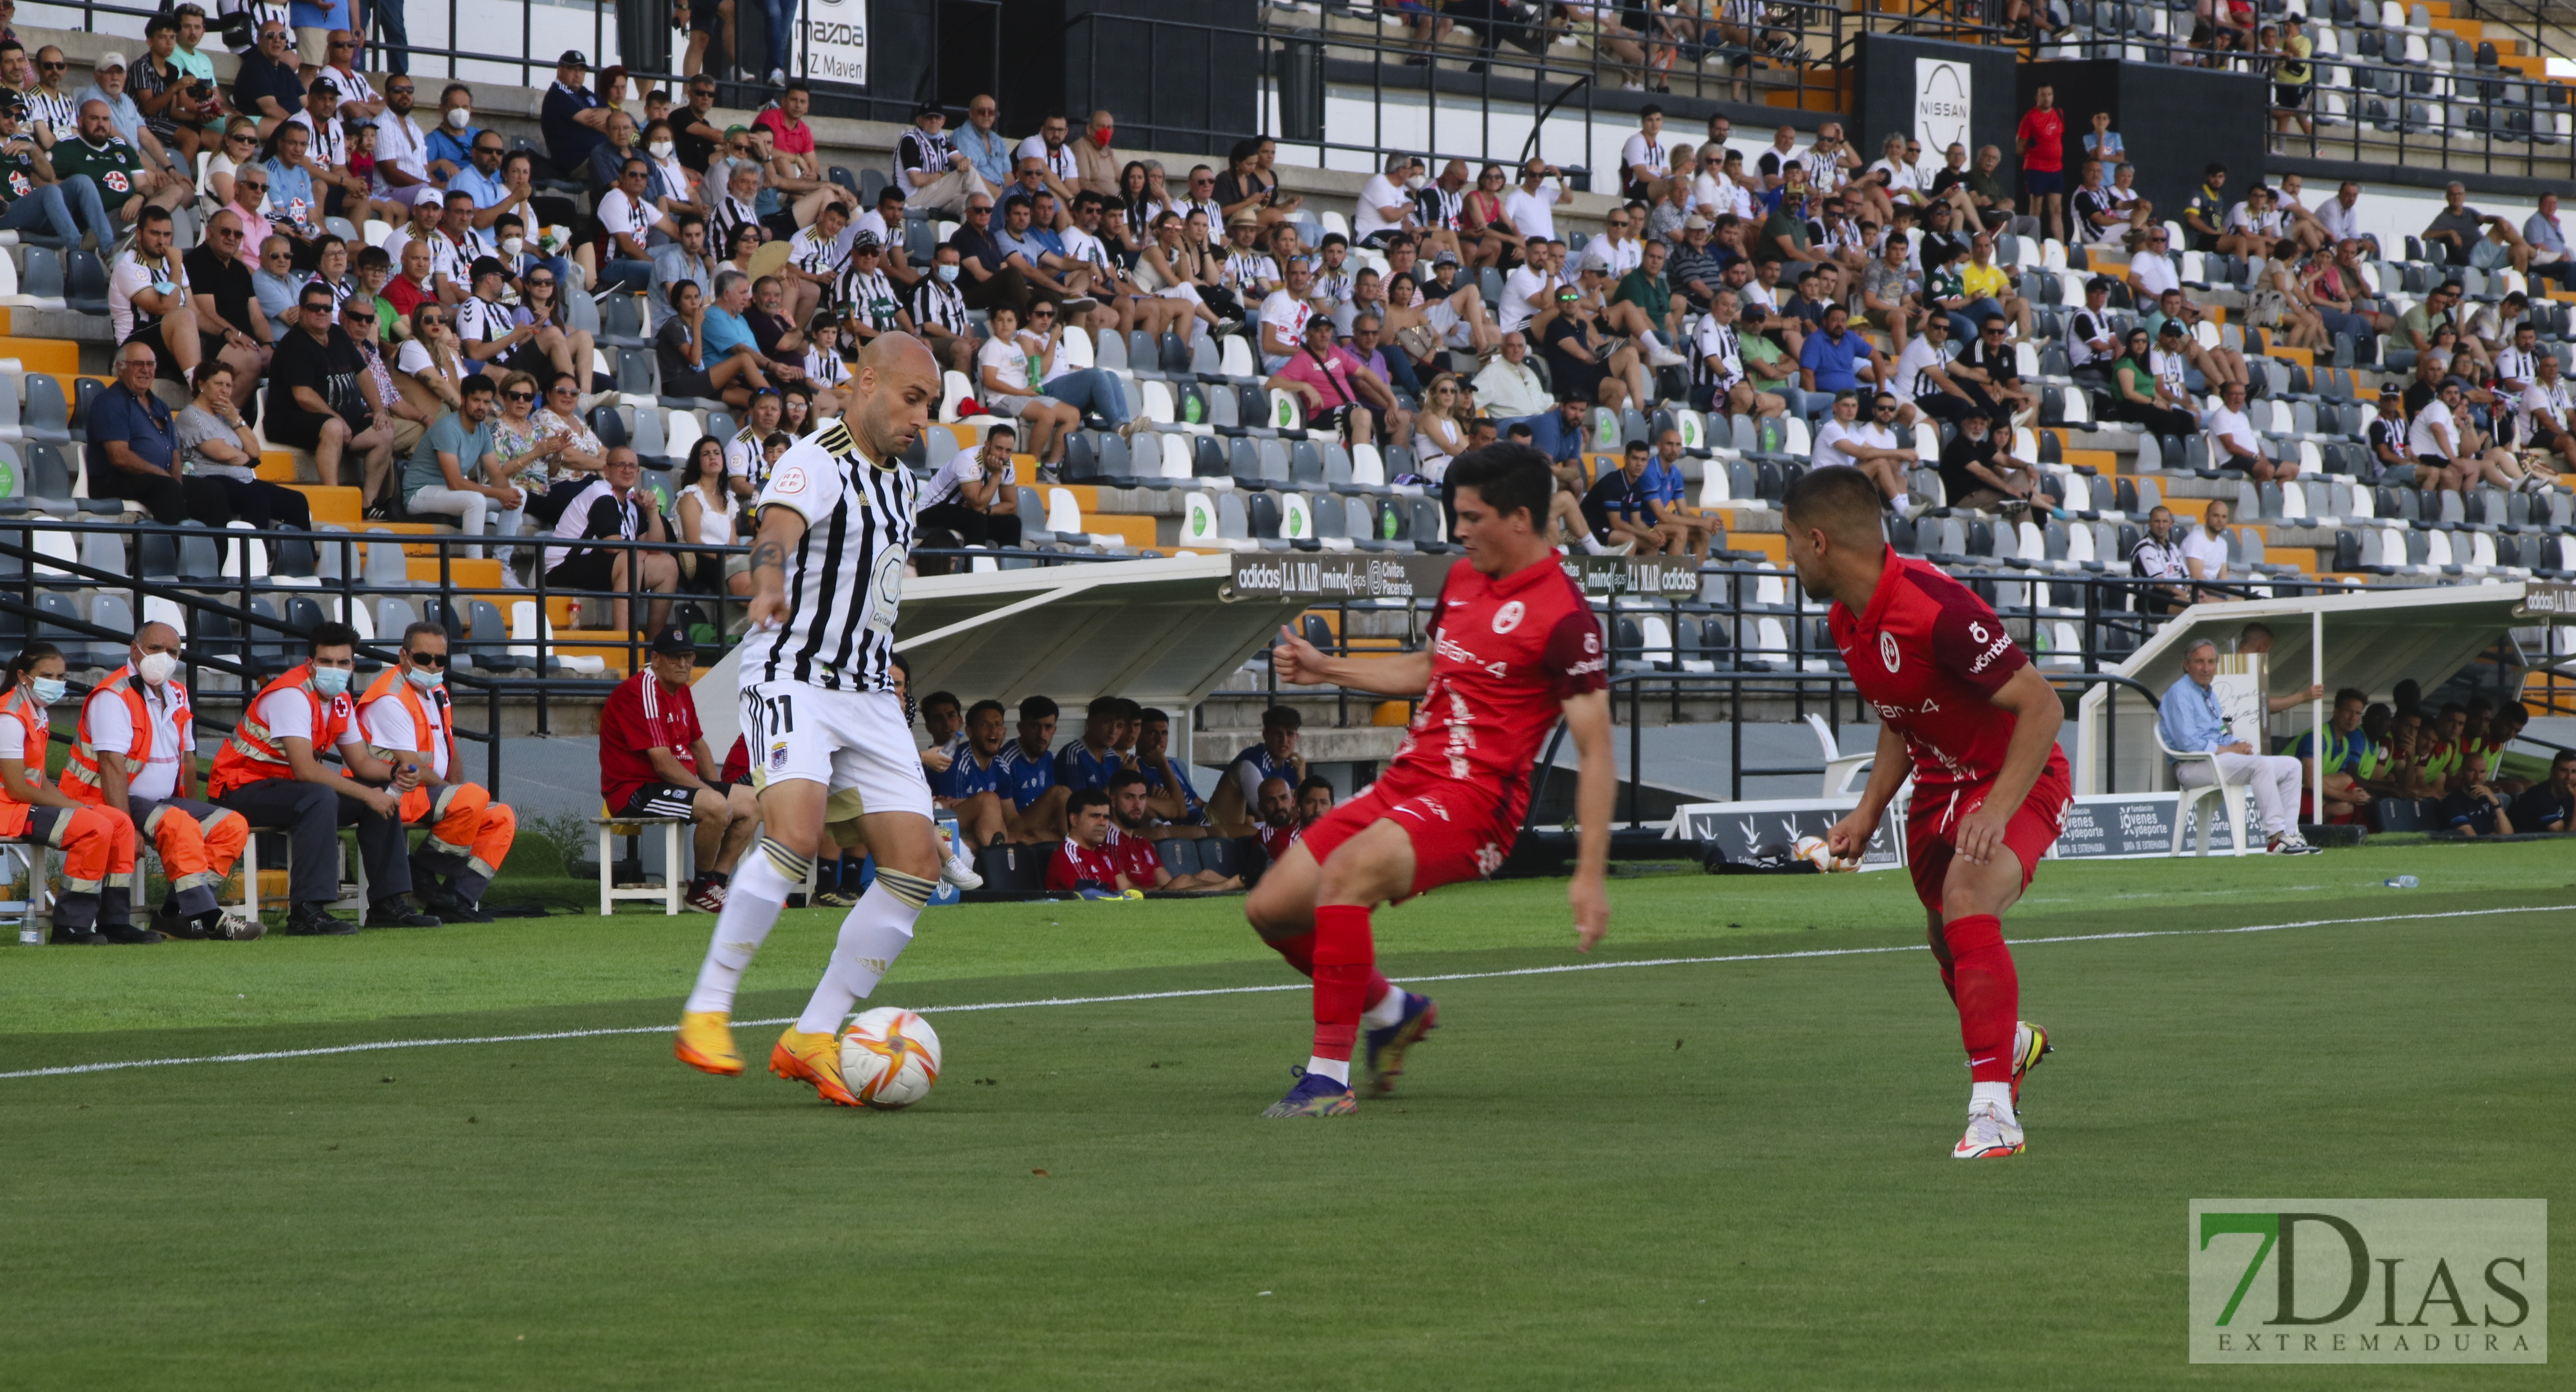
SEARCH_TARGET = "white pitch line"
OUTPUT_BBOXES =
[3,903,2568,1082]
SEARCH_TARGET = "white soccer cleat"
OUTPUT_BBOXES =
[942,843,984,891]
[2266,832,2323,855]
[1951,1100,2026,1159]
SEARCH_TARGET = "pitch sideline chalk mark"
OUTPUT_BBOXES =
[3,903,2568,1082]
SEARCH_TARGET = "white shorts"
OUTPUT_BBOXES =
[740,680,932,820]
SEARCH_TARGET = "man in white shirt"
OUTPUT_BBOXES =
[378,187,444,291]
[70,621,257,941]
[287,77,367,221]
[371,73,431,206]
[1595,208,1644,279]
[1472,331,1549,421]
[2316,179,2371,253]
[1497,235,1556,334]
[2206,379,2290,481]
[318,29,381,121]
[1620,105,1674,202]
[2409,375,2473,491]
[1808,389,1916,506]
[2518,351,2576,472]
[1258,260,1320,373]
[1353,153,1420,248]
[595,155,674,295]
[1012,113,1080,206]
[1502,158,1565,243]
[783,200,851,333]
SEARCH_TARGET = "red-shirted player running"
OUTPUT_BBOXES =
[1787,468,2067,1159]
[1248,445,1618,1117]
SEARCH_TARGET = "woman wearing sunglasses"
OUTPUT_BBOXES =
[197,117,261,217]
[513,374,608,528]
[392,300,465,435]
[342,295,431,498]
[505,263,595,387]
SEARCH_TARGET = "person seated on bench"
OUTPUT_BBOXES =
[1106,770,1237,891]
[601,629,761,914]
[0,643,161,943]
[358,622,519,921]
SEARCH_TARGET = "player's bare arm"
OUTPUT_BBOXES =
[1824,719,1914,863]
[1270,625,1433,697]
[1561,686,1615,951]
[742,504,809,633]
[1953,664,2061,867]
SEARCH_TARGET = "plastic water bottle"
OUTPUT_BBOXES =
[2384,875,2418,889]
[16,923,36,946]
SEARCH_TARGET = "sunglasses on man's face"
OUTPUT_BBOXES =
[406,650,447,668]
[38,61,65,72]
[302,302,333,317]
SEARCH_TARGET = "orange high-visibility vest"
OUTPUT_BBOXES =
[207,665,355,798]
[61,667,192,803]
[356,667,456,779]
[0,685,53,805]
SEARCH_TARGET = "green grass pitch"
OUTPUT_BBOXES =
[1,840,2569,1389]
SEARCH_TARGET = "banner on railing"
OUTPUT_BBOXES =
[1666,798,1904,871]
[1667,790,2211,865]
[798,0,870,86]
[1223,554,1702,602]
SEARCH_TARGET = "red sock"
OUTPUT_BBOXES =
[1940,914,2018,1085]
[1270,930,1393,1010]
[1310,905,1374,1063]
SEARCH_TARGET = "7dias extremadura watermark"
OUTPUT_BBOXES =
[2190,1200,2546,1364]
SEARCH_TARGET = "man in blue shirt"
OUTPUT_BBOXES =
[424,82,478,185]
[954,95,1013,188]
[1796,303,1884,411]
[89,339,233,528]
[1210,705,1304,836]
[538,49,606,180]
[1134,706,1209,828]
[994,694,1070,841]
[1054,695,1132,794]
[1579,440,1662,552]
[449,129,511,210]
[1518,394,1591,467]
[2158,638,2317,854]
[935,698,1015,849]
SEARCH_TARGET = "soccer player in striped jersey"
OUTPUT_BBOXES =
[672,333,955,1106]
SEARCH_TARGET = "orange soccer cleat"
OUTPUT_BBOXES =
[674,1010,742,1077]
[769,1026,861,1107]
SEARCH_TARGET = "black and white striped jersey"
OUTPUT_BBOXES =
[746,419,914,694]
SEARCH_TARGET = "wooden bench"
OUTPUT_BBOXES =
[595,803,687,916]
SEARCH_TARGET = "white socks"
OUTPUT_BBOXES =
[793,870,935,1034]
[1970,1080,2017,1124]
[1360,986,1408,1030]
[1304,1055,1352,1085]
[682,847,798,1014]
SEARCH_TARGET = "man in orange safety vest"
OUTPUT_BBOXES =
[356,622,517,920]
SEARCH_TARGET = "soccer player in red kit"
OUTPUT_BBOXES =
[1788,468,2066,1159]
[1249,445,1619,1117]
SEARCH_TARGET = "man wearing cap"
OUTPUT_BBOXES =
[74,50,181,183]
[0,93,110,250]
[2066,276,2118,385]
[289,74,365,218]
[230,22,304,141]
[896,99,988,218]
[541,49,609,181]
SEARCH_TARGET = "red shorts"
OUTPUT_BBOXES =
[1904,770,2072,913]
[1297,770,1522,899]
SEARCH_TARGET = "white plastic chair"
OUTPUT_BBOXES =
[2159,731,2251,856]
[1805,713,1874,797]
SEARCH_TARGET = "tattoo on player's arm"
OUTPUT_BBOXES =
[748,539,786,576]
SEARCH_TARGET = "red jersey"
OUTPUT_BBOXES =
[1388,557,1607,791]
[1106,827,1164,887]
[1257,820,1300,862]
[1046,836,1123,892]
[2017,107,2065,172]
[599,672,704,811]
[1829,549,2068,794]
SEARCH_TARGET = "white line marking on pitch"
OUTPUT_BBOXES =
[2,903,2567,1081]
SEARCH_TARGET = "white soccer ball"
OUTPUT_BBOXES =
[1792,834,1859,873]
[838,1007,943,1110]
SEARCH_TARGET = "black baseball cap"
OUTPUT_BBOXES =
[650,629,696,658]
[912,99,945,120]
[558,49,590,69]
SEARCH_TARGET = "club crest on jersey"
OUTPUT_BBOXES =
[774,465,808,495]
[769,740,790,770]
[1491,600,1525,634]
[1879,631,1900,672]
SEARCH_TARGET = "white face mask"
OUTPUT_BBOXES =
[501,235,524,256]
[647,140,674,160]
[444,107,471,130]
[1404,173,1428,191]
[136,651,178,686]
[406,666,444,692]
